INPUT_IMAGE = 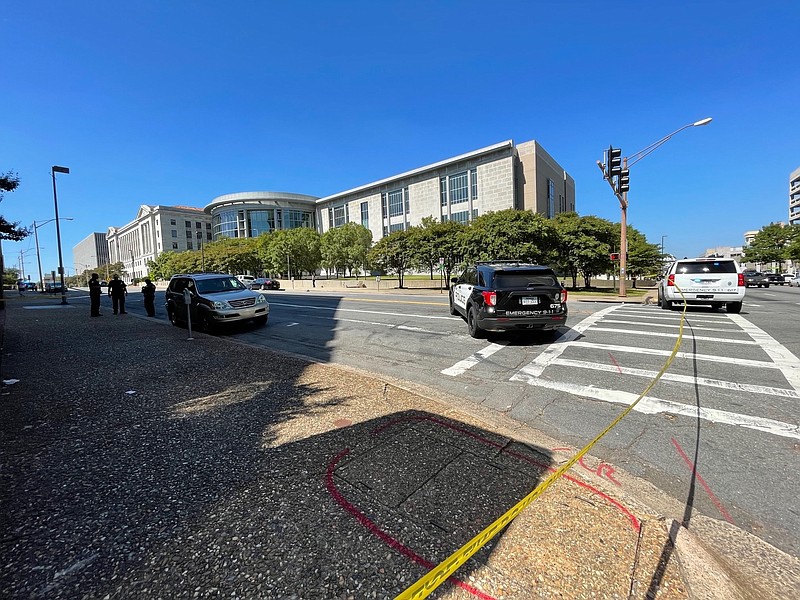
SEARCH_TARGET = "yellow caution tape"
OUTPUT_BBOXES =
[396,287,688,599]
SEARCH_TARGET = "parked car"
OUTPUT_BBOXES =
[164,273,269,332]
[765,273,786,285]
[789,274,800,287]
[449,260,567,339]
[743,271,770,288]
[44,281,66,293]
[659,258,745,313]
[236,275,256,288]
[250,277,280,290]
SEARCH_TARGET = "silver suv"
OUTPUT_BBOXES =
[164,273,270,332]
[658,258,745,313]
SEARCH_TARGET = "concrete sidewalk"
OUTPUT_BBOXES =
[1,293,797,599]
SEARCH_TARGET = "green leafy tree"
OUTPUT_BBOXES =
[0,171,28,242]
[782,225,800,265]
[258,227,323,278]
[203,237,261,274]
[625,227,662,287]
[553,212,617,288]
[743,223,790,269]
[320,223,372,277]
[458,209,557,265]
[368,229,413,288]
[409,217,465,285]
[146,252,201,281]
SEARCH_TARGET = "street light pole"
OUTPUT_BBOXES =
[51,165,70,305]
[661,235,668,257]
[33,217,72,294]
[598,118,712,297]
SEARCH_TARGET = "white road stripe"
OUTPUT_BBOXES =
[441,342,508,376]
[270,301,460,321]
[602,318,741,333]
[728,314,800,390]
[566,341,780,369]
[589,327,758,345]
[549,357,800,399]
[509,376,800,440]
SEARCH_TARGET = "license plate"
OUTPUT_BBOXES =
[521,297,539,306]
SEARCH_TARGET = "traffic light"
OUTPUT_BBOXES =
[616,168,630,194]
[607,147,622,179]
[610,253,620,260]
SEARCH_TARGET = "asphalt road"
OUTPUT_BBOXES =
[70,285,800,558]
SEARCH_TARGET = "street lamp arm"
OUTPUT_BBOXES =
[626,117,712,168]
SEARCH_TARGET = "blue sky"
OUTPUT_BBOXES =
[2,1,798,277]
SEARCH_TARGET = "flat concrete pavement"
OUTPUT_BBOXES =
[1,292,798,599]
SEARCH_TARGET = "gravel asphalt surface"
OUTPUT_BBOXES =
[1,290,798,599]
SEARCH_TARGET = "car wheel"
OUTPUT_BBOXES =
[167,307,180,327]
[467,305,485,339]
[726,301,742,314]
[764,283,770,288]
[449,294,459,316]
[254,315,268,327]
[199,312,216,334]
[660,295,670,310]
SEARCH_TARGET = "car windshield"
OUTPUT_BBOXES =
[676,261,737,274]
[195,277,247,293]
[494,272,558,287]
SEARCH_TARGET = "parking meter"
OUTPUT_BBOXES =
[183,288,194,340]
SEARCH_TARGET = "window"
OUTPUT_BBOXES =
[470,168,477,200]
[172,242,178,249]
[187,241,193,250]
[547,179,555,218]
[332,205,347,227]
[185,220,191,228]
[196,221,202,229]
[360,201,369,228]
[249,209,273,236]
[171,230,178,238]
[389,222,405,233]
[186,230,192,238]
[450,210,470,224]
[440,177,447,206]
[207,232,212,241]
[388,189,404,216]
[206,223,211,230]
[449,172,468,205]
[170,219,176,226]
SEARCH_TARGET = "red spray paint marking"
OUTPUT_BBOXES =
[551,447,621,486]
[670,437,735,524]
[608,352,623,374]
[325,449,496,600]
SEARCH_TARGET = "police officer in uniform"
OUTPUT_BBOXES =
[88,273,103,316]
[107,274,128,315]
[141,277,156,317]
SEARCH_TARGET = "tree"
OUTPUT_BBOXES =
[409,217,465,286]
[368,229,413,288]
[553,212,617,288]
[624,227,662,287]
[320,223,372,277]
[203,237,261,274]
[258,227,323,277]
[458,209,557,265]
[0,171,28,242]
[744,223,790,268]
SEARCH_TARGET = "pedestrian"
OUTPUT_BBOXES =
[107,274,128,315]
[88,273,103,317]
[141,277,156,317]
[312,272,316,288]
[17,280,25,296]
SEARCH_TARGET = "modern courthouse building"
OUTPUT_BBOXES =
[205,139,575,240]
[91,139,575,276]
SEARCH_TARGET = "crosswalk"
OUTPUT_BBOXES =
[442,305,800,440]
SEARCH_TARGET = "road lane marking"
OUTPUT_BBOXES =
[441,342,508,376]
[549,357,800,399]
[564,341,781,369]
[602,318,743,333]
[269,301,460,321]
[589,327,758,345]
[509,377,800,440]
[728,314,800,390]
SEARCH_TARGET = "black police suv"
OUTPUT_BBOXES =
[449,261,567,339]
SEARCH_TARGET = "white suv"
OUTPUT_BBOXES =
[658,258,745,313]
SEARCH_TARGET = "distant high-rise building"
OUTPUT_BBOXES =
[73,232,109,274]
[789,166,800,226]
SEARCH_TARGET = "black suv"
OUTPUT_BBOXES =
[449,261,567,339]
[164,273,270,332]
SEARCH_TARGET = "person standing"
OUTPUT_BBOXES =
[107,274,128,315]
[141,277,156,317]
[88,273,103,317]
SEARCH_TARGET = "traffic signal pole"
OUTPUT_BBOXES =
[597,151,629,297]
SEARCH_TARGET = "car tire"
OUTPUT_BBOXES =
[449,294,459,316]
[660,296,670,310]
[167,307,180,327]
[467,305,485,339]
[254,315,268,327]
[765,283,770,288]
[726,301,742,314]
[199,312,216,334]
